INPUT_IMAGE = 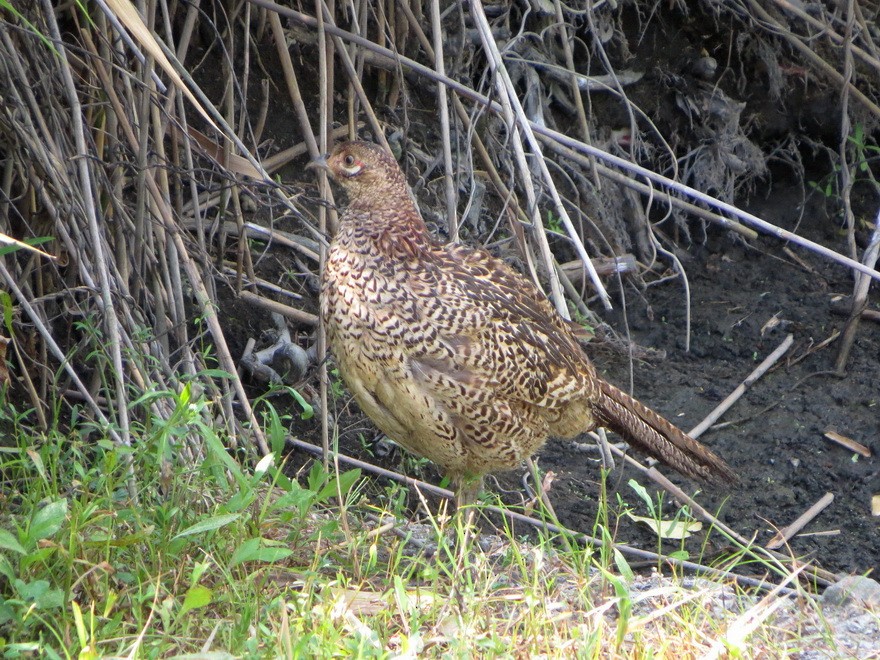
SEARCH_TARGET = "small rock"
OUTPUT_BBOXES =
[821,575,880,609]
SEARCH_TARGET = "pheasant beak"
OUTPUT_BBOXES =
[307,153,331,174]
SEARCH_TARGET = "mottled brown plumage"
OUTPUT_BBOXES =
[316,141,734,502]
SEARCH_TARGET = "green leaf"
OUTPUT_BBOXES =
[0,236,54,257]
[253,453,275,479]
[178,381,191,407]
[627,479,653,510]
[0,529,26,555]
[265,403,286,455]
[29,499,68,543]
[71,600,87,650]
[625,512,702,539]
[249,545,293,563]
[0,0,55,48]
[612,547,634,583]
[202,429,247,487]
[273,487,316,516]
[228,538,293,568]
[223,490,256,513]
[0,554,16,580]
[229,538,260,568]
[307,461,328,493]
[0,598,16,626]
[336,469,361,497]
[128,389,177,409]
[16,579,64,609]
[270,468,294,492]
[0,291,14,334]
[290,388,314,420]
[195,368,234,379]
[179,584,212,617]
[853,123,864,145]
[190,561,210,585]
[317,469,362,503]
[172,513,240,540]
[26,448,48,483]
[21,547,54,570]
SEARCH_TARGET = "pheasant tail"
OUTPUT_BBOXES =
[594,380,737,484]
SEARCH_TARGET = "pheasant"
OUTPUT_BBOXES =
[313,140,735,505]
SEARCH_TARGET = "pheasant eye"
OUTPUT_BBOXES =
[343,154,356,167]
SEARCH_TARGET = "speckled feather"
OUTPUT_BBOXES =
[319,141,735,487]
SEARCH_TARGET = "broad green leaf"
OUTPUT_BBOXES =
[0,554,15,580]
[254,453,275,478]
[625,512,702,540]
[229,538,260,568]
[172,513,240,540]
[0,529,26,555]
[223,490,256,513]
[29,499,68,542]
[195,368,234,379]
[307,461,327,493]
[316,469,362,503]
[265,403,285,455]
[202,429,246,486]
[179,585,212,617]
[612,547,634,583]
[26,449,48,483]
[177,381,191,408]
[336,469,361,497]
[627,479,653,510]
[229,538,293,568]
[16,579,64,609]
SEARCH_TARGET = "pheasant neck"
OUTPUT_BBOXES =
[339,199,433,260]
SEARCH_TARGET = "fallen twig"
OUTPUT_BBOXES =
[823,430,872,458]
[766,492,835,551]
[689,334,794,438]
[785,330,841,368]
[220,265,304,301]
[238,290,319,327]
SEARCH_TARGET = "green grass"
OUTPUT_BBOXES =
[0,392,849,658]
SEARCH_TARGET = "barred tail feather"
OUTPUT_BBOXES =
[594,380,737,483]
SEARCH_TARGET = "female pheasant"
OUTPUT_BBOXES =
[315,141,734,505]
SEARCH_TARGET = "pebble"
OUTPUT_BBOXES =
[821,575,880,609]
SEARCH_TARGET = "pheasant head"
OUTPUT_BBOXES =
[312,141,412,213]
